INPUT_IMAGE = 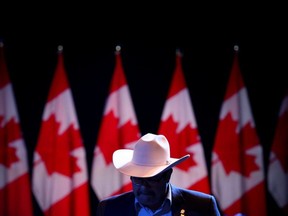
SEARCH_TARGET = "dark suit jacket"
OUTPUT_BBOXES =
[96,184,221,216]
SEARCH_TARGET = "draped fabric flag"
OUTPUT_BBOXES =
[91,46,141,200]
[211,46,267,216]
[32,46,90,216]
[268,90,288,215]
[158,50,210,193]
[0,42,34,216]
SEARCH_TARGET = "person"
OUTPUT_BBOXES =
[96,133,221,216]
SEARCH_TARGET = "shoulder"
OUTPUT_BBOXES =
[171,184,217,202]
[170,185,220,215]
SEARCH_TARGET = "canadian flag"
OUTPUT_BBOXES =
[91,46,141,200]
[0,42,34,215]
[268,90,288,215]
[32,46,90,216]
[211,46,267,216]
[158,50,210,193]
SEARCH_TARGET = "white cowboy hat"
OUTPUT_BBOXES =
[112,133,190,178]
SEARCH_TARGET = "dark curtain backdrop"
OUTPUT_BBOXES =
[1,9,287,215]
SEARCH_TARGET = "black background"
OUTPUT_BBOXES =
[1,6,287,216]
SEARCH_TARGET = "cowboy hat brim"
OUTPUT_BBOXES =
[113,149,190,178]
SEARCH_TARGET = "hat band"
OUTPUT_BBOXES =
[132,160,171,166]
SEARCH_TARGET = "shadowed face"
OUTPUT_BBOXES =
[130,169,173,210]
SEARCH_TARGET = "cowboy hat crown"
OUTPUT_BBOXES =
[113,133,190,178]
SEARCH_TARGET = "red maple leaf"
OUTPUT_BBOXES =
[97,111,119,164]
[118,120,140,149]
[0,117,21,167]
[97,111,140,164]
[159,116,198,171]
[214,113,259,177]
[36,116,82,177]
